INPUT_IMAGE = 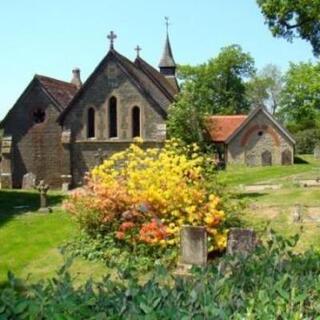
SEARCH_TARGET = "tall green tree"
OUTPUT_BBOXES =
[246,64,283,114]
[168,45,255,146]
[257,0,320,56]
[278,61,320,131]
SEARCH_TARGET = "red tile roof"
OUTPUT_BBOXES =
[36,75,78,110]
[206,115,247,142]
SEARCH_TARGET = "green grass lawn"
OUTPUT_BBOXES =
[1,155,320,284]
[219,155,320,186]
[0,190,106,285]
[221,155,320,251]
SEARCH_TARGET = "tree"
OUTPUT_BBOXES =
[278,61,320,131]
[168,45,255,146]
[257,0,320,56]
[246,64,283,114]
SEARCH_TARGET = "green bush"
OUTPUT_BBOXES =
[294,129,320,154]
[1,232,320,319]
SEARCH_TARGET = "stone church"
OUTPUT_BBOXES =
[0,31,179,189]
[0,29,295,190]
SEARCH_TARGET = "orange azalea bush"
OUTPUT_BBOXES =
[65,139,227,252]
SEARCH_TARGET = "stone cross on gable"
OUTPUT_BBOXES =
[107,31,117,49]
[135,45,142,57]
[94,148,107,165]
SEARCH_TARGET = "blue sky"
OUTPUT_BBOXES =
[0,0,315,119]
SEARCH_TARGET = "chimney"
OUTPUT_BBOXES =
[71,68,82,89]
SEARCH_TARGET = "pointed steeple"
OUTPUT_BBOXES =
[158,17,179,92]
[158,17,176,76]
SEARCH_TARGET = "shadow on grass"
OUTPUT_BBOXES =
[0,189,64,227]
[294,156,309,164]
[234,192,268,200]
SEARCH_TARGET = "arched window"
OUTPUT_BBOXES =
[132,106,141,138]
[87,107,95,138]
[109,97,117,138]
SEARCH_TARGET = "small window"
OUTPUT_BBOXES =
[87,108,95,138]
[132,106,141,138]
[109,97,117,138]
[258,131,263,136]
[33,108,45,123]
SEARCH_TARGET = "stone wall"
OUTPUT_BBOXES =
[70,141,163,186]
[63,57,168,186]
[0,83,69,188]
[227,111,294,166]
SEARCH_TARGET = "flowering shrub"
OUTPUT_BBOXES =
[65,139,227,256]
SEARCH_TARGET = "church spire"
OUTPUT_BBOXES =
[158,17,176,76]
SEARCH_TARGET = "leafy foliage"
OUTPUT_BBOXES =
[64,140,229,270]
[2,232,320,319]
[278,61,320,133]
[257,0,320,56]
[246,64,283,114]
[168,45,255,146]
[294,128,320,154]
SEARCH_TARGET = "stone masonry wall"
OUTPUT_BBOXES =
[227,111,294,166]
[63,57,168,186]
[1,84,70,188]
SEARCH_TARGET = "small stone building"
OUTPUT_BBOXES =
[0,31,179,188]
[206,107,295,166]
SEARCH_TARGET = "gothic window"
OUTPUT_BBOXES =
[132,106,141,138]
[87,107,95,138]
[109,97,117,138]
[33,108,46,124]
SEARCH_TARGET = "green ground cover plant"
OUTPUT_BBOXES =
[1,232,320,319]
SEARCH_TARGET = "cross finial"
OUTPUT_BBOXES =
[135,45,142,57]
[107,31,117,49]
[165,17,170,33]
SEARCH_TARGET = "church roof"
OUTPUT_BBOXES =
[59,48,176,123]
[35,75,78,111]
[134,56,179,98]
[206,115,247,142]
[158,34,176,68]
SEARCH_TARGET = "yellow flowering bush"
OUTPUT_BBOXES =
[65,139,227,252]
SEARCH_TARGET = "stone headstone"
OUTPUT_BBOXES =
[227,228,257,256]
[180,226,207,266]
[22,172,36,190]
[61,174,72,192]
[292,204,303,223]
[314,144,320,160]
[35,180,51,213]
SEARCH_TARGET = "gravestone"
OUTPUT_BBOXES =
[22,172,36,190]
[61,174,72,192]
[261,150,272,166]
[281,149,292,165]
[314,144,320,160]
[292,204,303,223]
[227,228,257,256]
[180,226,207,266]
[35,180,51,213]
